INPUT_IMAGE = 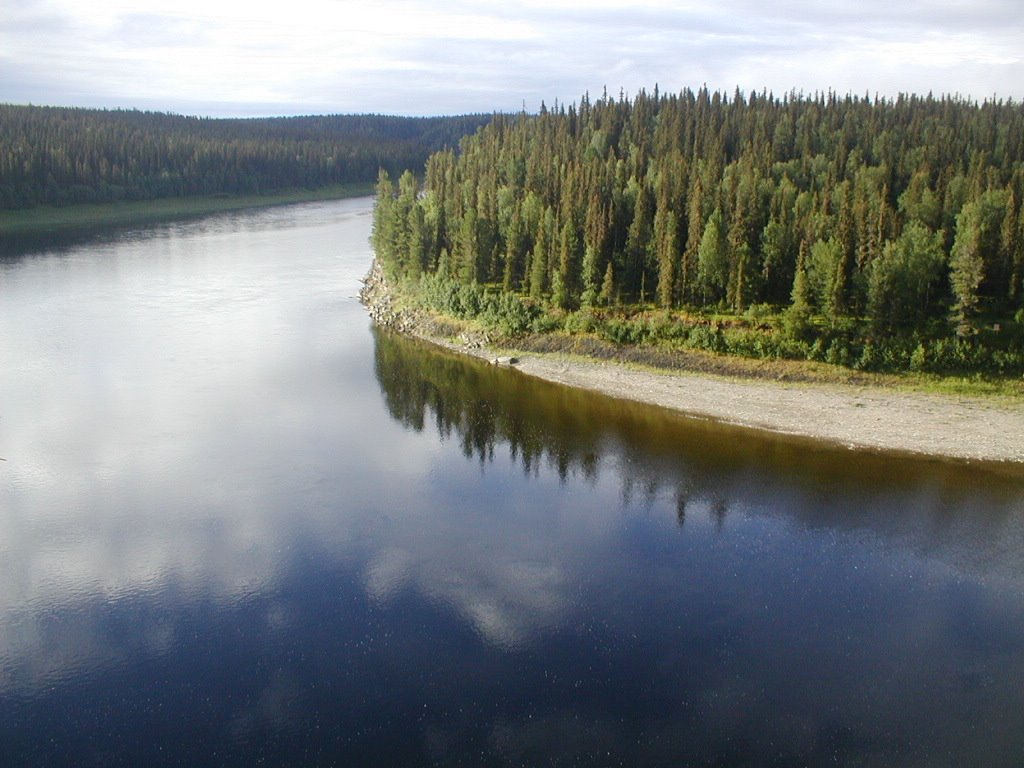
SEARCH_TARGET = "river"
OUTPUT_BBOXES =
[2,197,1023,766]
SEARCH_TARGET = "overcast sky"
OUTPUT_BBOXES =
[2,0,1022,117]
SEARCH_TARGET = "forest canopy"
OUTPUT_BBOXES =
[0,104,491,209]
[373,88,1024,375]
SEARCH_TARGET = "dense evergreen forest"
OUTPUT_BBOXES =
[0,104,490,209]
[374,88,1024,375]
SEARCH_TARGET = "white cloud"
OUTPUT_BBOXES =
[0,0,1021,115]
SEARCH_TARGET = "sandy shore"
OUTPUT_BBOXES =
[504,353,1024,463]
[360,263,1024,464]
[419,332,1024,465]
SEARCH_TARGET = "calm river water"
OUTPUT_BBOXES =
[2,197,1023,766]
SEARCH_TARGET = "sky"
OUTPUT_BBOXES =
[2,0,1022,117]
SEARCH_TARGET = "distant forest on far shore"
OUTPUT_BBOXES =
[0,104,491,209]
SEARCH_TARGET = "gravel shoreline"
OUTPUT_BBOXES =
[361,262,1024,464]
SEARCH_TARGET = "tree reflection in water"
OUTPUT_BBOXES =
[373,325,1024,553]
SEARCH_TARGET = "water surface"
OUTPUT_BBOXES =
[2,198,1023,766]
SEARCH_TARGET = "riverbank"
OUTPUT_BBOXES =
[0,183,373,238]
[360,261,1024,464]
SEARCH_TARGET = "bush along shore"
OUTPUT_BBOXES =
[364,255,1024,392]
[360,259,1024,464]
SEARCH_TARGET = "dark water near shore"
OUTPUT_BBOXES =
[2,198,1023,766]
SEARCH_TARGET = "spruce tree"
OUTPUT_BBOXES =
[696,208,728,305]
[950,203,986,335]
[655,207,678,309]
[600,262,616,306]
[784,242,814,340]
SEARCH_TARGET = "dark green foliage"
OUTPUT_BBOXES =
[949,189,1010,334]
[373,88,1024,376]
[0,104,490,209]
[418,271,540,336]
[784,264,814,341]
[697,208,729,304]
[867,222,945,332]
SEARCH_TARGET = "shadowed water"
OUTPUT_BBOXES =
[1,198,1023,766]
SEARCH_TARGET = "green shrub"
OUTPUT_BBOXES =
[686,324,726,353]
[530,313,561,334]
[564,309,599,335]
[744,303,774,323]
[909,343,928,372]
[825,338,853,368]
[855,343,880,371]
[808,337,827,362]
[479,291,538,335]
[600,318,650,345]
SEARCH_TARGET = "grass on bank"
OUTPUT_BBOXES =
[389,270,1024,401]
[0,183,374,236]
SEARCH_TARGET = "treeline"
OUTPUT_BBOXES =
[373,87,1024,373]
[0,104,491,208]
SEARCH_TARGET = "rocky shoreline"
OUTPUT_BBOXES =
[360,261,1024,465]
[359,260,425,336]
[360,260,499,356]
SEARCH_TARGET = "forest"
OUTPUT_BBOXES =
[373,88,1024,376]
[0,104,490,209]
